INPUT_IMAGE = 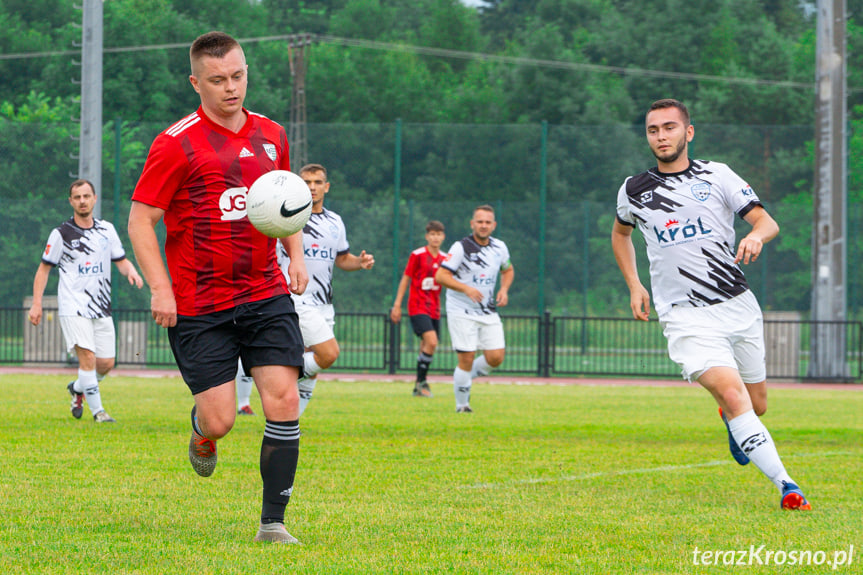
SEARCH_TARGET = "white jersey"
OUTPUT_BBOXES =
[277,208,349,306]
[616,159,762,317]
[40,218,126,318]
[441,235,512,317]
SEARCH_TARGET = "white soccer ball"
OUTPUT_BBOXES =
[246,170,313,238]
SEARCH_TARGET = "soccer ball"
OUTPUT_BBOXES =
[246,170,313,238]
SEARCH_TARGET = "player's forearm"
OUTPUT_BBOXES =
[128,218,170,292]
[392,276,410,307]
[31,266,50,304]
[280,232,305,261]
[611,231,643,291]
[499,266,514,292]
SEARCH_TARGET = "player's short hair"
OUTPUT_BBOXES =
[190,31,242,73]
[299,163,328,180]
[69,179,95,196]
[473,204,495,216]
[426,220,444,233]
[648,98,690,126]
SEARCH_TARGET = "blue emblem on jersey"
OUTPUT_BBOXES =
[741,185,755,197]
[691,182,711,201]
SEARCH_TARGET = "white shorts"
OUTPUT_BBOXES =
[447,313,505,353]
[59,316,116,358]
[661,290,766,383]
[296,303,335,347]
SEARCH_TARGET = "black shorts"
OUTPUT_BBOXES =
[168,294,304,395]
[409,314,440,338]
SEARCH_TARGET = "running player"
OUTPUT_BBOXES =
[128,31,308,543]
[277,163,375,416]
[390,220,447,397]
[611,98,811,510]
[28,179,143,423]
[435,205,514,413]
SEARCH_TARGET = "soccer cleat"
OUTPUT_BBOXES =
[780,481,812,510]
[456,405,473,413]
[67,382,84,419]
[412,382,432,398]
[719,408,750,466]
[254,522,300,544]
[188,430,218,477]
[237,405,256,416]
[93,410,116,423]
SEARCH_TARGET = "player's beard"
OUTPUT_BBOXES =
[652,138,687,165]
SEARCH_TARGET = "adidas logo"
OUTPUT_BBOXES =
[280,487,293,497]
[239,147,254,158]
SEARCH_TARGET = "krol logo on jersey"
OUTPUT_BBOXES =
[219,187,247,221]
[740,185,755,197]
[305,242,336,261]
[653,216,713,245]
[690,182,711,201]
[78,260,104,275]
[472,273,496,286]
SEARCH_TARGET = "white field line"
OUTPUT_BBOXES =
[460,451,853,490]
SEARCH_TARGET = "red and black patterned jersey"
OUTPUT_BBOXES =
[132,106,290,316]
[403,246,446,319]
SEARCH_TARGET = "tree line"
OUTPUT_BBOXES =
[2,0,863,317]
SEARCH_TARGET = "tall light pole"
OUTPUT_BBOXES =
[809,0,848,379]
[76,0,104,217]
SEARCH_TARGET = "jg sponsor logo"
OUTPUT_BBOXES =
[220,187,248,221]
[654,216,712,245]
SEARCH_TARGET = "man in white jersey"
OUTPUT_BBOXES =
[611,98,810,510]
[237,163,374,416]
[28,179,143,423]
[435,204,514,413]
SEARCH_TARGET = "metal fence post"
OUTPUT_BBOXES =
[387,313,399,374]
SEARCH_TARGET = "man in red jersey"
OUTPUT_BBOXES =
[127,31,308,544]
[390,221,447,397]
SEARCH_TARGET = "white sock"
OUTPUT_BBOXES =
[96,372,106,382]
[453,368,472,408]
[303,351,322,379]
[298,377,317,417]
[728,410,794,490]
[236,368,254,408]
[78,369,103,415]
[470,356,490,379]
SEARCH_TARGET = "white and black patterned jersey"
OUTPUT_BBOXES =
[277,208,349,306]
[441,235,512,317]
[616,159,763,317]
[40,218,126,318]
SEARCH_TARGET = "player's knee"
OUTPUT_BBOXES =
[97,358,115,375]
[486,351,505,368]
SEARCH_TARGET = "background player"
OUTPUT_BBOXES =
[435,205,514,413]
[611,98,810,510]
[277,163,375,416]
[28,179,143,423]
[128,31,308,543]
[390,220,447,397]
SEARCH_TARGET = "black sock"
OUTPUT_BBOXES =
[260,420,300,524]
[416,352,433,384]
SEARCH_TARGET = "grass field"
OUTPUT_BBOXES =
[0,374,860,574]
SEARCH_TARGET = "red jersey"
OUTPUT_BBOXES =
[403,246,446,319]
[132,106,290,316]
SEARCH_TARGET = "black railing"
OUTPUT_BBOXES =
[3,307,861,382]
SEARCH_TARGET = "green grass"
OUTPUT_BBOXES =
[0,374,860,574]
